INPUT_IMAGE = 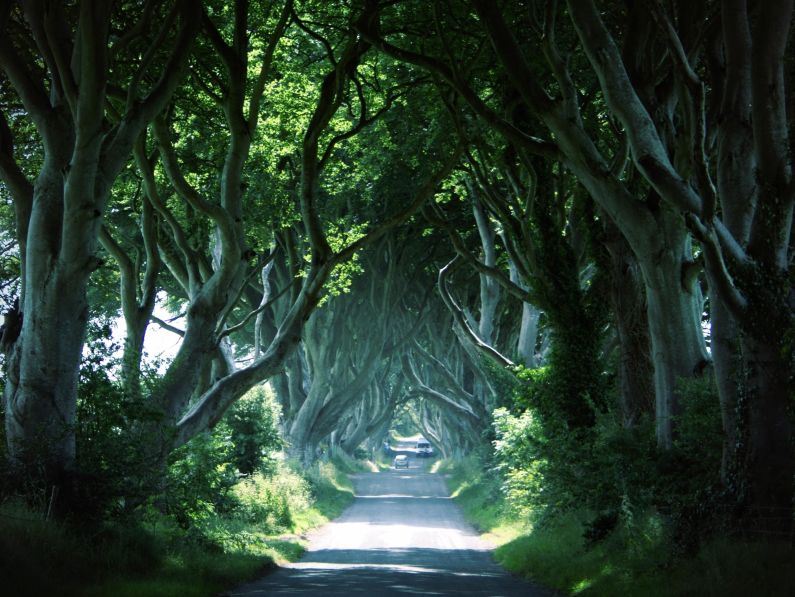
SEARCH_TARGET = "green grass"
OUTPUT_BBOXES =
[0,501,269,597]
[81,548,269,597]
[292,459,355,531]
[440,457,527,545]
[371,450,395,471]
[497,516,795,597]
[328,451,379,473]
[442,457,795,597]
[0,459,356,597]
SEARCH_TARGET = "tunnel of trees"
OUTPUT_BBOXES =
[0,0,792,594]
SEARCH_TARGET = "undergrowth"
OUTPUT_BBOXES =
[442,456,795,597]
[0,457,354,597]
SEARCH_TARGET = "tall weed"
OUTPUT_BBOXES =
[232,464,312,533]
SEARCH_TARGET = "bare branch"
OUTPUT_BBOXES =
[424,200,531,303]
[134,134,200,293]
[0,22,53,128]
[687,215,748,315]
[152,117,238,253]
[565,0,703,215]
[0,110,33,209]
[126,2,178,113]
[540,0,580,121]
[139,182,161,312]
[151,315,185,337]
[292,6,337,67]
[438,257,514,368]
[648,3,716,219]
[75,0,111,131]
[103,0,201,179]
[111,0,159,58]
[319,80,402,169]
[39,2,79,117]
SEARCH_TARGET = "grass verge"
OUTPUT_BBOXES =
[441,457,795,597]
[0,500,272,597]
[291,458,355,531]
[0,459,355,597]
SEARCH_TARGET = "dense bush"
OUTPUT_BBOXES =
[163,386,283,527]
[225,386,283,476]
[494,366,725,544]
[495,365,622,517]
[0,439,354,596]
[232,465,312,532]
[74,320,178,517]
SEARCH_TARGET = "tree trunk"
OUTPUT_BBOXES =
[119,312,151,401]
[473,196,500,344]
[286,384,330,463]
[4,157,94,490]
[340,406,370,454]
[709,294,742,480]
[740,335,793,536]
[638,232,708,448]
[0,1,198,503]
[517,303,540,368]
[4,262,90,483]
[606,230,654,427]
[507,257,539,367]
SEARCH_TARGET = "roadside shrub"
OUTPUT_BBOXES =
[494,370,616,517]
[226,386,282,476]
[165,430,238,528]
[663,376,725,549]
[164,385,284,527]
[494,364,727,552]
[231,464,312,533]
[75,319,178,518]
[492,407,547,517]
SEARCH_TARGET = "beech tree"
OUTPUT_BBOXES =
[117,0,460,466]
[564,0,793,528]
[1,0,790,548]
[361,0,792,529]
[0,0,199,489]
[0,0,460,500]
[360,0,710,457]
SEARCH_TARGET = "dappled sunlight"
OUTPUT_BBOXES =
[4,0,788,595]
[284,561,503,578]
[229,548,535,596]
[353,494,452,499]
[429,460,446,473]
[310,521,489,551]
[227,466,549,596]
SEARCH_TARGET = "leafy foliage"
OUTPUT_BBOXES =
[164,386,283,527]
[494,366,727,550]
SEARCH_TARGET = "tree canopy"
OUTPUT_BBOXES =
[1,0,793,547]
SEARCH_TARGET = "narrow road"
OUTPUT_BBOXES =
[226,449,552,596]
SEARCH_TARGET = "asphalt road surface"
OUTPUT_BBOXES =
[225,452,553,596]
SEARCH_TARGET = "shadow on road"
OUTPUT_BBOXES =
[227,547,539,596]
[225,464,553,596]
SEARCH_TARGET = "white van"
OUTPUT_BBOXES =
[416,439,434,457]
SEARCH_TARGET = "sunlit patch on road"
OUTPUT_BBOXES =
[353,494,452,499]
[283,561,503,577]
[228,458,552,596]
